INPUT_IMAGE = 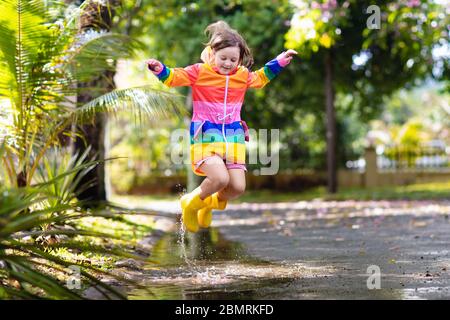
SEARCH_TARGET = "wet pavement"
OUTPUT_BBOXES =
[127,199,450,300]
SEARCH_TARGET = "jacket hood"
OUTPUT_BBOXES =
[200,46,214,65]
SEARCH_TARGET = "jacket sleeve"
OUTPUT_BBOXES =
[247,58,285,89]
[156,63,200,87]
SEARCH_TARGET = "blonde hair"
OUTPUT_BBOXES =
[203,21,253,68]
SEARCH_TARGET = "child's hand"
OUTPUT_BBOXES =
[277,49,298,67]
[146,59,163,74]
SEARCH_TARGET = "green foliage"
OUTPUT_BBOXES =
[107,111,186,193]
[35,147,98,208]
[0,0,178,300]
[107,0,448,178]
[282,0,449,166]
[285,0,350,53]
[286,0,448,112]
[367,84,449,152]
[0,157,151,299]
[0,0,184,187]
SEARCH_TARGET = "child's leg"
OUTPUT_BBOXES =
[181,155,229,232]
[217,168,246,201]
[196,162,239,229]
[194,155,230,200]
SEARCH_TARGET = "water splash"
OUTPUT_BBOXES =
[178,222,195,268]
[176,188,197,269]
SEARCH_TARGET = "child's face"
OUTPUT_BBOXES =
[213,46,240,75]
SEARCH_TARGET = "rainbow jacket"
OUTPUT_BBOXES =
[155,54,286,175]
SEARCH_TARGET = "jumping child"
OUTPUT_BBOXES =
[147,21,297,232]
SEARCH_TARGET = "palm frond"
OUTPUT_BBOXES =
[0,0,55,107]
[74,85,186,123]
[0,24,17,99]
[5,258,83,299]
[0,184,151,300]
[34,146,96,205]
[65,32,144,83]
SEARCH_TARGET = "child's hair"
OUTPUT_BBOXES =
[204,21,254,68]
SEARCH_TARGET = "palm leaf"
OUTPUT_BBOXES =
[0,0,56,108]
[5,258,83,299]
[35,146,96,205]
[65,32,144,83]
[74,85,186,124]
[1,0,186,187]
[0,185,153,300]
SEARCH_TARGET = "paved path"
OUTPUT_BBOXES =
[213,200,450,299]
[128,199,450,299]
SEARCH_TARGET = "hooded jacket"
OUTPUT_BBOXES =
[154,48,288,176]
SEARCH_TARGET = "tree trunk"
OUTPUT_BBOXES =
[73,0,117,205]
[324,50,337,193]
[74,94,108,203]
[17,170,27,188]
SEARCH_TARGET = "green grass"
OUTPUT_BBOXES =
[112,181,450,204]
[236,181,450,202]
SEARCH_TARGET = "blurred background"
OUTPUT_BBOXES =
[1,0,449,201]
[107,0,449,201]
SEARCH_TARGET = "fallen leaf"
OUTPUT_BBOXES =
[411,221,428,228]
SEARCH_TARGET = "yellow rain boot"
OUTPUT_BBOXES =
[180,190,209,233]
[197,192,227,228]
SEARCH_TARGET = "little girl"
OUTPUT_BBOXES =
[147,21,297,233]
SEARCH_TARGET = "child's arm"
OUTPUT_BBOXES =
[146,58,199,87]
[247,49,298,89]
